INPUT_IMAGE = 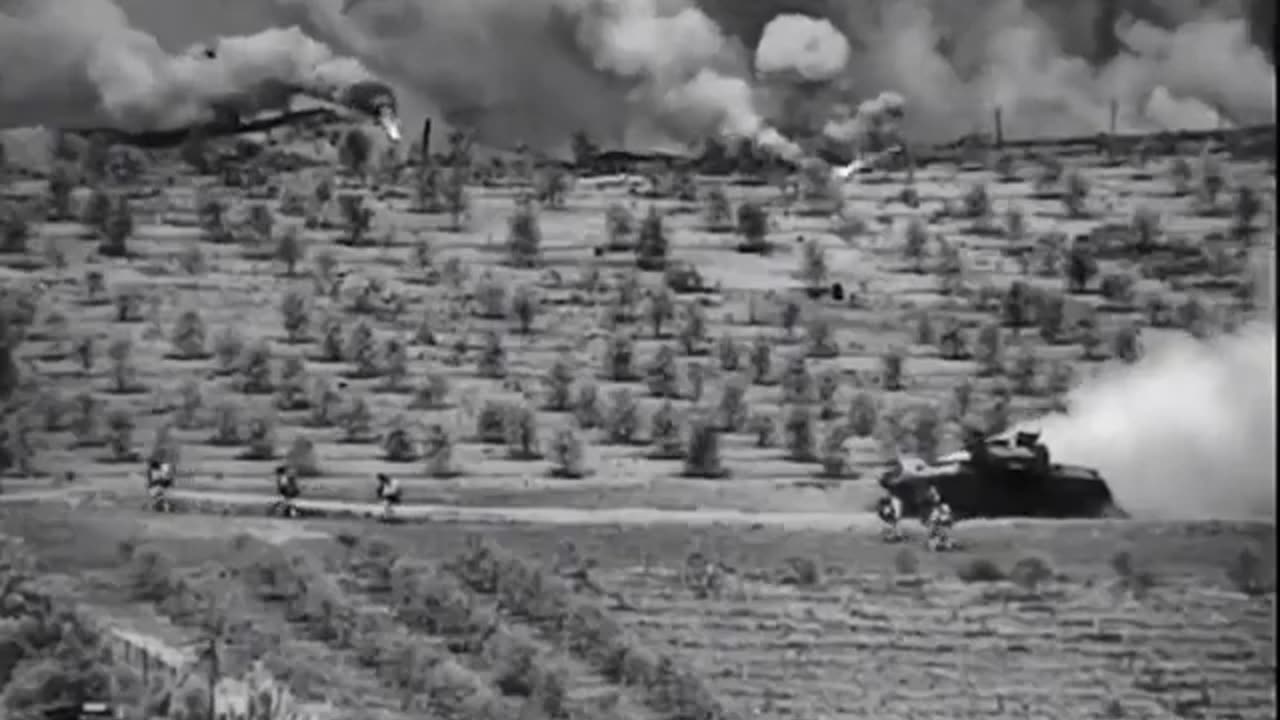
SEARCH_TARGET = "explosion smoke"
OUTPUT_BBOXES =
[204,0,1275,153]
[7,0,1272,155]
[1032,247,1276,523]
[0,0,378,133]
[754,14,850,83]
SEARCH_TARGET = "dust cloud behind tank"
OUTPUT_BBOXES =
[880,432,1124,521]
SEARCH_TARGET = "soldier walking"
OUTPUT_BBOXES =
[876,493,907,543]
[923,485,957,551]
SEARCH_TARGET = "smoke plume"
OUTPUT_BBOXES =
[208,0,1275,153]
[1033,249,1276,523]
[0,0,376,133]
[4,0,1275,153]
[755,14,850,83]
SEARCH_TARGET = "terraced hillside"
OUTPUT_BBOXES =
[1,504,1274,719]
[1,137,1272,520]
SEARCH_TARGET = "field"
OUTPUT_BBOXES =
[0,130,1276,719]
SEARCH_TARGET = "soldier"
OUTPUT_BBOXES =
[923,485,957,551]
[876,492,906,543]
[145,459,175,511]
[274,465,301,516]
[375,472,401,520]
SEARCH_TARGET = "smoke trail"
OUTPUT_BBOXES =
[0,0,377,132]
[1034,249,1276,523]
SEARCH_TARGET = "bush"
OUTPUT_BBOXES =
[682,416,726,478]
[339,395,375,443]
[1009,555,1054,593]
[714,374,749,432]
[504,403,541,460]
[285,435,321,477]
[957,558,1006,583]
[601,332,637,381]
[636,206,669,271]
[736,201,770,253]
[543,354,576,411]
[603,388,639,444]
[782,406,817,462]
[474,398,511,444]
[645,344,680,398]
[167,308,209,358]
[382,415,419,462]
[506,199,542,267]
[547,427,588,478]
[648,400,685,459]
[475,331,507,378]
[423,424,458,477]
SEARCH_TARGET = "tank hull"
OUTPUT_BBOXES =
[884,463,1124,520]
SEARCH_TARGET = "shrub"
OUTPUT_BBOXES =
[682,416,727,478]
[714,374,749,432]
[383,415,419,462]
[805,314,839,358]
[717,334,741,373]
[572,383,602,430]
[475,331,507,379]
[649,400,685,459]
[879,347,905,391]
[543,354,576,411]
[782,406,817,462]
[235,340,275,394]
[504,403,542,460]
[676,302,709,356]
[106,337,144,394]
[105,407,138,462]
[847,392,878,438]
[818,423,852,478]
[409,372,452,410]
[208,401,241,446]
[1009,555,1054,593]
[285,435,321,477]
[635,206,668,271]
[736,201,769,253]
[645,344,680,398]
[603,388,639,444]
[339,395,375,443]
[748,411,775,447]
[237,411,279,461]
[162,310,208,361]
[506,199,542,267]
[747,335,772,384]
[957,558,1006,583]
[113,288,144,323]
[644,287,676,338]
[601,332,637,381]
[423,424,458,477]
[547,427,588,478]
[474,399,511,444]
[280,290,310,343]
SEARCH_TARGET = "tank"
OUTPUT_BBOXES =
[879,431,1124,520]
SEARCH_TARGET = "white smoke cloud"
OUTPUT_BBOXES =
[754,14,850,83]
[1033,247,1276,523]
[0,0,376,132]
[3,0,1274,155]
[1035,323,1275,522]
